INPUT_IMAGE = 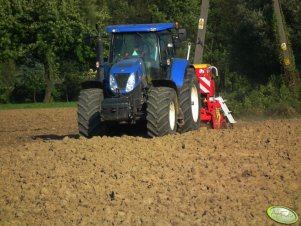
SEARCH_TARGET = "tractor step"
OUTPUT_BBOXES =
[215,96,237,124]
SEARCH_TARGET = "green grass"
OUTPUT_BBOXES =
[0,102,78,110]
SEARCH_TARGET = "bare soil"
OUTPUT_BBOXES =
[0,108,300,225]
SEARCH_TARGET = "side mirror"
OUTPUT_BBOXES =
[178,28,187,41]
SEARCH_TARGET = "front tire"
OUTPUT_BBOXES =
[77,88,103,138]
[146,87,178,137]
[178,68,201,133]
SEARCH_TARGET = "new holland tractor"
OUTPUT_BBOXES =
[77,23,201,137]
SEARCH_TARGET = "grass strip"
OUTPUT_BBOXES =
[0,102,77,110]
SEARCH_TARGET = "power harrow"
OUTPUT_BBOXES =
[194,64,236,129]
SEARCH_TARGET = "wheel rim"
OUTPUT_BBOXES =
[191,84,199,122]
[169,101,176,130]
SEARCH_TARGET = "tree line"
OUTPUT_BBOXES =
[0,0,300,114]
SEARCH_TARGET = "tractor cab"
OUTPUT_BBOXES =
[105,23,184,94]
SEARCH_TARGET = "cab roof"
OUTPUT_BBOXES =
[106,23,175,33]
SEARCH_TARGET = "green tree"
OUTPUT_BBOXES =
[0,61,18,103]
[14,58,45,102]
[0,0,98,102]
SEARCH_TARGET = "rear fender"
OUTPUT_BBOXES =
[170,58,190,87]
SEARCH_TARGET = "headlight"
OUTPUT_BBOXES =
[109,74,118,91]
[125,72,135,92]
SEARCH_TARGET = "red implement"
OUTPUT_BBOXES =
[194,64,235,129]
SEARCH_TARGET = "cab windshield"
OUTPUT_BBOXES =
[110,32,159,63]
[109,31,176,81]
[110,32,160,79]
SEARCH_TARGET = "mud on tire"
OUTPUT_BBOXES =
[178,68,201,133]
[77,88,103,138]
[146,87,178,137]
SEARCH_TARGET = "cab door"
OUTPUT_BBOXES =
[158,31,175,80]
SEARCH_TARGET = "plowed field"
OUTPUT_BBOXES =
[0,108,300,225]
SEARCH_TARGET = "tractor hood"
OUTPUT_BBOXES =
[110,57,142,74]
[109,57,145,94]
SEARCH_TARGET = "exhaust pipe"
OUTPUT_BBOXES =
[187,42,192,60]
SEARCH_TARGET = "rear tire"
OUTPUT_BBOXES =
[77,88,103,138]
[146,87,178,137]
[178,68,201,133]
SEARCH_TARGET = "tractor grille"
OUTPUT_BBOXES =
[114,73,130,90]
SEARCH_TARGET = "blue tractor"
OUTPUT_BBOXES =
[78,23,201,137]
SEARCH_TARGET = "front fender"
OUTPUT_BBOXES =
[170,58,190,87]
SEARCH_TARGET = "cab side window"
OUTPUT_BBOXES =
[159,31,175,63]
